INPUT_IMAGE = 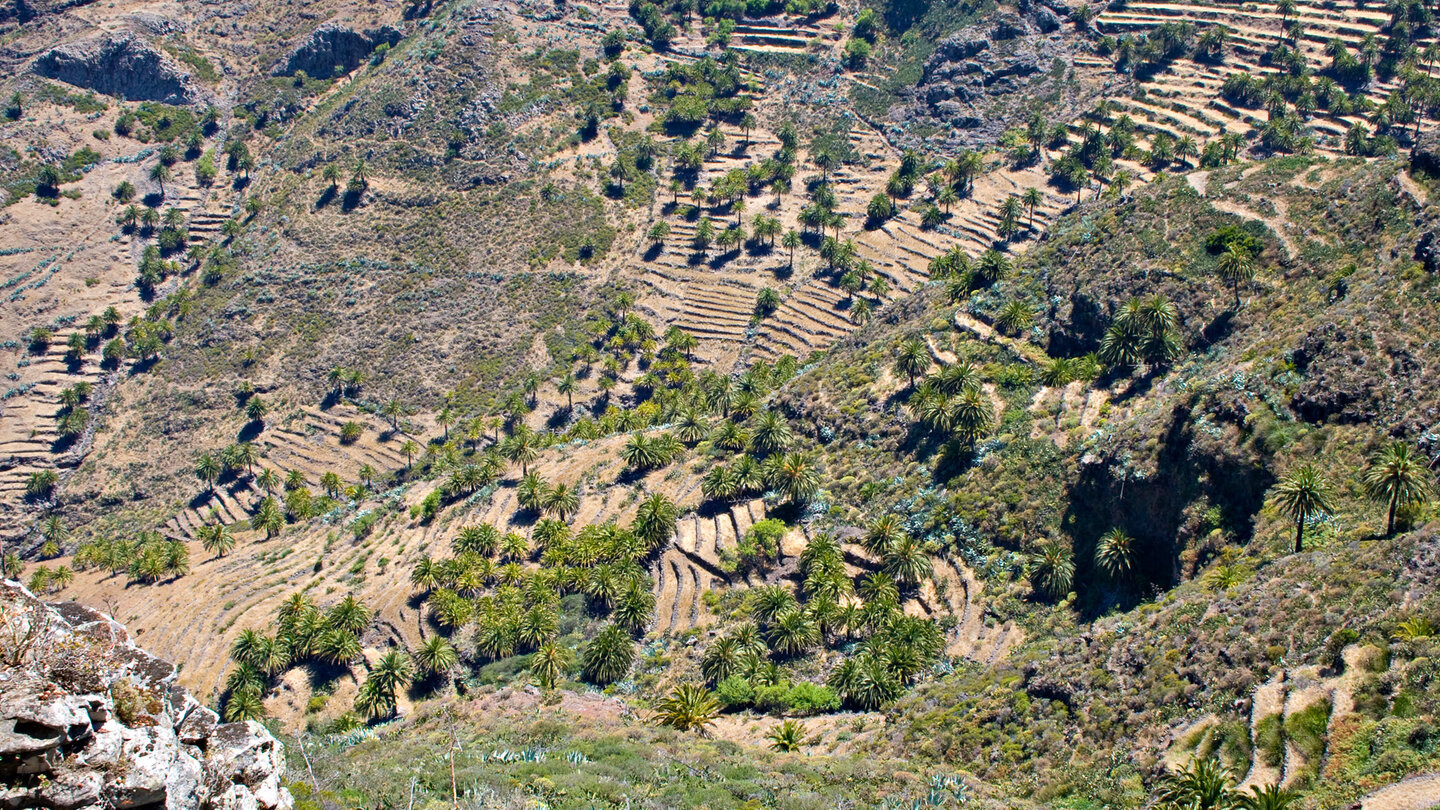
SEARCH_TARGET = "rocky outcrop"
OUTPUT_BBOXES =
[0,0,97,25]
[1412,129,1440,177]
[1417,230,1439,275]
[895,4,1107,147]
[32,33,198,105]
[275,23,402,78]
[0,582,292,810]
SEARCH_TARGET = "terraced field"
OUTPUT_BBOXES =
[1096,0,1433,154]
[0,117,241,555]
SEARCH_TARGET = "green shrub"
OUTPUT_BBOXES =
[1256,713,1284,767]
[1286,699,1332,767]
[715,675,754,709]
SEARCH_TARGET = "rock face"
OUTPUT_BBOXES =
[0,582,292,810]
[32,33,198,104]
[276,23,402,78]
[896,3,1104,146]
[1412,128,1440,177]
[0,0,97,25]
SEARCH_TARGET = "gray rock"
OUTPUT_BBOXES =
[1416,230,1438,274]
[32,33,199,104]
[0,0,97,24]
[1412,129,1440,177]
[899,6,1100,145]
[0,583,291,810]
[276,23,402,78]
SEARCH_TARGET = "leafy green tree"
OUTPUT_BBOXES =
[1363,441,1434,536]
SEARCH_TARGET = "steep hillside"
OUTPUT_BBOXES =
[3,0,1439,806]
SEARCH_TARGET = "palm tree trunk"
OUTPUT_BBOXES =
[1387,498,1397,535]
[1294,517,1304,553]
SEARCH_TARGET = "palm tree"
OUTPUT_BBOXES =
[764,452,821,506]
[767,609,820,656]
[224,687,267,722]
[149,163,172,198]
[1027,541,1074,599]
[543,483,581,521]
[613,581,656,631]
[767,719,807,752]
[413,636,458,678]
[782,229,800,266]
[530,642,571,689]
[751,410,793,457]
[997,195,1022,242]
[581,623,635,685]
[1271,464,1336,553]
[1363,441,1434,536]
[401,440,420,469]
[632,492,678,551]
[881,536,932,587]
[894,338,929,389]
[255,468,280,494]
[1093,528,1135,579]
[381,398,405,430]
[251,496,285,539]
[1217,246,1256,309]
[653,684,720,733]
[1023,187,1042,229]
[1158,757,1237,810]
[195,453,222,493]
[198,523,236,558]
[503,426,539,475]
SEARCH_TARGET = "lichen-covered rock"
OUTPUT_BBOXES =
[276,23,402,78]
[0,582,291,810]
[31,33,199,104]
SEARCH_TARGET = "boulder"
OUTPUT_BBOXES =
[1412,128,1440,177]
[276,23,402,78]
[32,33,199,104]
[1417,230,1438,275]
[0,583,292,810]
